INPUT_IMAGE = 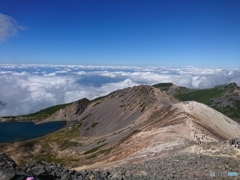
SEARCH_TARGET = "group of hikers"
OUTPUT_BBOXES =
[229,139,240,149]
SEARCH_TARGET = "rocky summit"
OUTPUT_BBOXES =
[0,84,240,179]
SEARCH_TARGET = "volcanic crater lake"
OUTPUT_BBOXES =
[0,121,66,143]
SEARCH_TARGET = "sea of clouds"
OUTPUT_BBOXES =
[0,64,239,116]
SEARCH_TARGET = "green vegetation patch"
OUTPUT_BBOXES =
[34,152,80,165]
[58,140,81,149]
[219,100,240,120]
[86,147,114,159]
[27,104,68,117]
[81,113,92,121]
[96,138,107,144]
[86,121,99,130]
[141,105,146,112]
[42,122,83,149]
[16,122,83,166]
[175,87,225,105]
[152,82,196,95]
[1,116,17,121]
[174,85,240,120]
[83,143,106,154]
[86,153,97,159]
[91,122,99,128]
[19,140,37,150]
[118,129,141,144]
[139,103,146,112]
[93,101,101,106]
[3,103,70,122]
[153,83,173,89]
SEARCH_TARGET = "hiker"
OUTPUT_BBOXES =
[230,139,235,145]
[234,141,239,148]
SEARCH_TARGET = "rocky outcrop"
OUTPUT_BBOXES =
[41,98,90,123]
[22,161,105,180]
[0,153,23,180]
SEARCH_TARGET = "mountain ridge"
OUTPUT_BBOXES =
[1,83,240,173]
[2,82,239,123]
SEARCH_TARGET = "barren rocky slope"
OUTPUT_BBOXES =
[1,85,240,179]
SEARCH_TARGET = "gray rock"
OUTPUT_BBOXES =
[111,173,123,180]
[30,165,47,176]
[0,168,15,180]
[60,172,71,180]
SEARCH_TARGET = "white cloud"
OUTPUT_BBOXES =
[0,64,239,116]
[99,79,138,95]
[0,13,25,43]
[43,72,56,76]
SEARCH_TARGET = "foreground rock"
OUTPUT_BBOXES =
[0,153,106,180]
[0,154,18,180]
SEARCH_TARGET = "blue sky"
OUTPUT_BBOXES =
[0,0,240,67]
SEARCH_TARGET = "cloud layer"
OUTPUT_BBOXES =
[0,64,239,116]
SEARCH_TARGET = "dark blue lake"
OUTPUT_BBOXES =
[0,121,66,143]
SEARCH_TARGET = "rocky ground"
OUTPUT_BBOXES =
[1,140,240,180]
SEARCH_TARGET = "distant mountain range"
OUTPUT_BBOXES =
[153,82,240,122]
